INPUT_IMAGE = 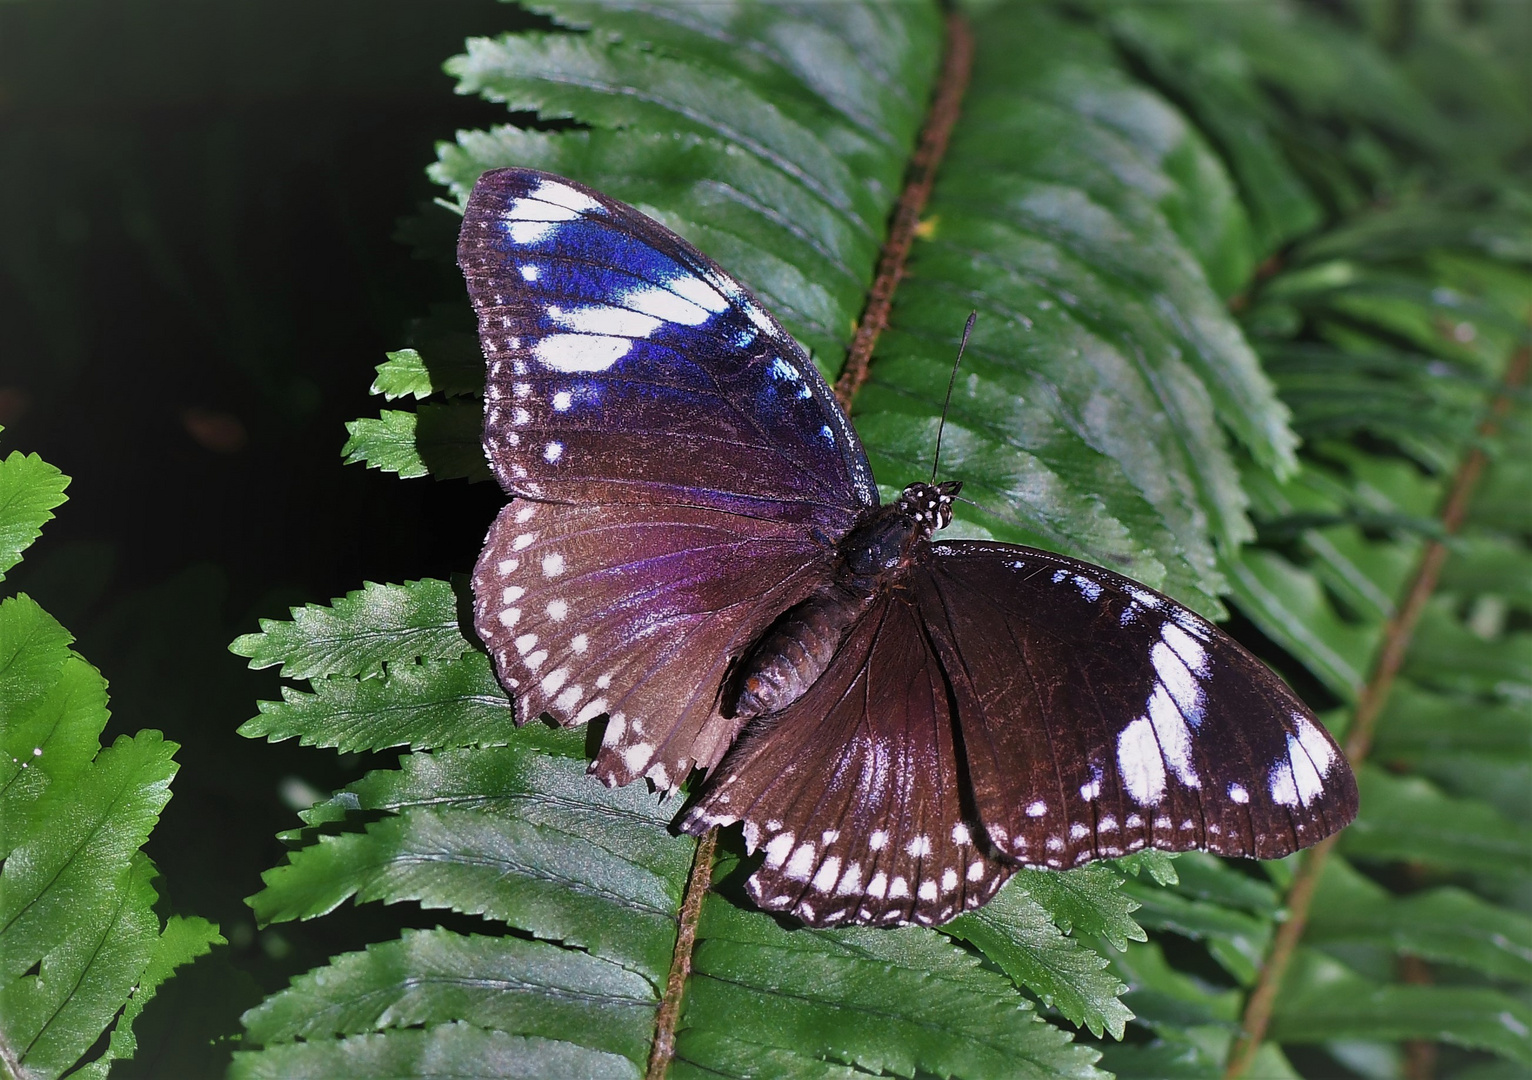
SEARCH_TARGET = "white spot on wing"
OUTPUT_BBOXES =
[1146,685,1200,788]
[918,880,938,901]
[570,633,588,654]
[520,264,539,281]
[533,334,632,372]
[1161,622,1209,675]
[835,863,863,896]
[1026,800,1047,817]
[785,844,816,882]
[497,558,518,575]
[811,857,841,892]
[507,220,556,244]
[866,873,887,898]
[498,608,520,629]
[905,835,932,857]
[967,860,985,882]
[552,304,662,339]
[888,877,910,899]
[551,390,572,411]
[512,533,535,551]
[1293,714,1337,774]
[555,685,582,711]
[668,274,729,315]
[621,742,652,774]
[1287,735,1324,804]
[1152,639,1205,727]
[1117,716,1167,804]
[543,441,563,463]
[541,668,568,694]
[1269,759,1299,806]
[542,553,565,578]
[951,823,971,845]
[869,830,889,851]
[575,697,607,724]
[763,832,794,869]
[525,180,603,216]
[620,284,712,326]
[1228,783,1249,804]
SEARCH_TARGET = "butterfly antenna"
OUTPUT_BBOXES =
[931,310,978,484]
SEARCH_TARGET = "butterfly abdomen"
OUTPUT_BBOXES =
[729,585,871,719]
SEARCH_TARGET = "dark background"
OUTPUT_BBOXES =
[0,0,543,1066]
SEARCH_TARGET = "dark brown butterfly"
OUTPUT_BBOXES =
[458,168,1357,928]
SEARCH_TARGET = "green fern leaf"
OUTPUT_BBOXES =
[1341,765,1531,878]
[0,446,220,1078]
[230,578,469,680]
[0,446,69,582]
[1307,855,1532,983]
[1270,949,1532,1065]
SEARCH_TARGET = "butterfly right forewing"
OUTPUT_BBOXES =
[917,542,1358,867]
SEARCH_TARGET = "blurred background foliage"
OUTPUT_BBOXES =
[1,0,1528,1077]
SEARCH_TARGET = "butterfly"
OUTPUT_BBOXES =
[458,167,1358,928]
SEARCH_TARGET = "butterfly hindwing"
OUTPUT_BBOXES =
[683,594,1012,927]
[473,498,834,788]
[459,168,875,528]
[918,543,1358,866]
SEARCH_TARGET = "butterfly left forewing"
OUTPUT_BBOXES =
[682,594,1012,927]
[460,168,875,526]
[917,542,1358,868]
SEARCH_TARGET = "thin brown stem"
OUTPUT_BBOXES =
[646,17,978,1079]
[833,9,974,410]
[1400,954,1439,1080]
[1224,341,1531,1078]
[646,827,717,1080]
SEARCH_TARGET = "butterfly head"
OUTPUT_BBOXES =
[897,480,962,533]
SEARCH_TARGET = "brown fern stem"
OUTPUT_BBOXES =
[833,9,974,410]
[646,826,717,1080]
[1224,340,1531,1078]
[645,18,978,1078]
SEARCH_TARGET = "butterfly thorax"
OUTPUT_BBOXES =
[726,481,961,720]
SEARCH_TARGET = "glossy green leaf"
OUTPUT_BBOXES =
[230,578,471,681]
[343,404,490,483]
[1226,548,1376,701]
[946,878,1134,1038]
[0,447,69,581]
[232,1024,640,1080]
[242,928,655,1061]
[240,653,513,753]
[1341,765,1531,878]
[1270,949,1532,1064]
[1307,856,1532,983]
[1119,877,1271,985]
[684,900,1105,1080]
[1405,595,1532,700]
